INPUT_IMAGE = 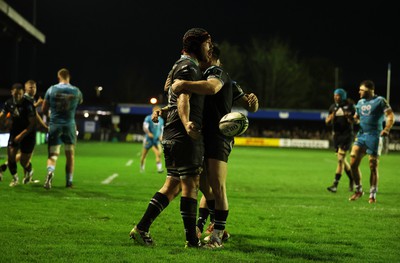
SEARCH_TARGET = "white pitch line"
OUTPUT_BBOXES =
[126,159,133,166]
[101,173,119,184]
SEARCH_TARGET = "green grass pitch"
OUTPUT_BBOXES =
[0,142,399,262]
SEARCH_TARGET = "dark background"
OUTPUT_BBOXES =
[1,1,399,110]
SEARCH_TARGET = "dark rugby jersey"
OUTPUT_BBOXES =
[164,55,204,140]
[328,100,355,135]
[1,96,35,135]
[202,66,245,136]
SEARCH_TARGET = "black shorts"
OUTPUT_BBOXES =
[8,132,36,154]
[162,136,204,177]
[204,134,233,163]
[333,133,353,152]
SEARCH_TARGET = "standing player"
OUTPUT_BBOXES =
[0,83,36,187]
[140,105,164,173]
[41,68,83,189]
[349,80,395,203]
[171,43,259,248]
[130,28,212,248]
[325,88,355,193]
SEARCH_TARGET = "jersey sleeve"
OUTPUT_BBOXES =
[232,81,245,102]
[174,61,200,81]
[379,96,391,112]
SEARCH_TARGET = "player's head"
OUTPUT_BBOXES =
[57,68,70,82]
[359,80,375,99]
[13,83,24,102]
[334,88,347,104]
[182,28,212,63]
[11,82,22,96]
[24,80,37,97]
[152,105,161,112]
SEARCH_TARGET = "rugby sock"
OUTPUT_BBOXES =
[24,162,32,173]
[137,192,169,232]
[196,207,209,233]
[334,173,341,186]
[213,210,229,239]
[180,196,198,245]
[369,186,377,198]
[206,199,215,223]
[66,173,73,184]
[214,209,229,231]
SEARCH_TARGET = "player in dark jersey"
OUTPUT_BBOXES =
[171,43,259,248]
[325,88,355,193]
[130,28,212,248]
[0,83,36,187]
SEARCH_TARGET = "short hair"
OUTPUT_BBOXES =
[58,68,70,80]
[11,82,23,91]
[360,80,375,90]
[182,28,210,54]
[25,79,36,86]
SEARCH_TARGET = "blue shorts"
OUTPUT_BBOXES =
[48,123,77,146]
[143,137,160,150]
[354,132,383,156]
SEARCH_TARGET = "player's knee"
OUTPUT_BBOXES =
[64,144,75,151]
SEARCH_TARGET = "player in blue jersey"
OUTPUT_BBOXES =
[349,80,395,203]
[325,88,355,193]
[140,105,164,173]
[41,68,83,189]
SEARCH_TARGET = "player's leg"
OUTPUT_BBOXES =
[130,176,181,246]
[206,158,229,248]
[64,144,75,187]
[20,136,36,184]
[368,155,379,203]
[140,144,149,173]
[152,142,163,173]
[7,144,20,187]
[349,145,366,200]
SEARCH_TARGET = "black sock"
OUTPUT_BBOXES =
[197,208,209,233]
[206,199,215,223]
[0,163,7,172]
[180,196,198,245]
[334,173,341,186]
[25,162,32,173]
[137,192,169,232]
[214,209,229,231]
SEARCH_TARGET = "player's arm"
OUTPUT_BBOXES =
[381,109,395,137]
[143,120,153,138]
[34,96,43,108]
[325,112,334,125]
[172,78,223,95]
[42,99,50,116]
[177,92,200,140]
[237,93,259,112]
[35,111,48,131]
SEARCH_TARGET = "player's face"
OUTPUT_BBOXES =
[25,83,37,97]
[14,89,24,103]
[359,85,370,99]
[199,38,212,64]
[333,94,341,104]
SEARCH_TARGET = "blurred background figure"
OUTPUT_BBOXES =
[325,88,355,193]
[140,105,164,173]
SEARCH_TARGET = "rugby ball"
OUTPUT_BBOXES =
[219,112,249,137]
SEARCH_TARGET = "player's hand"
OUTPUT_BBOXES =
[380,129,390,137]
[247,93,258,107]
[152,110,161,123]
[185,121,201,140]
[171,79,184,93]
